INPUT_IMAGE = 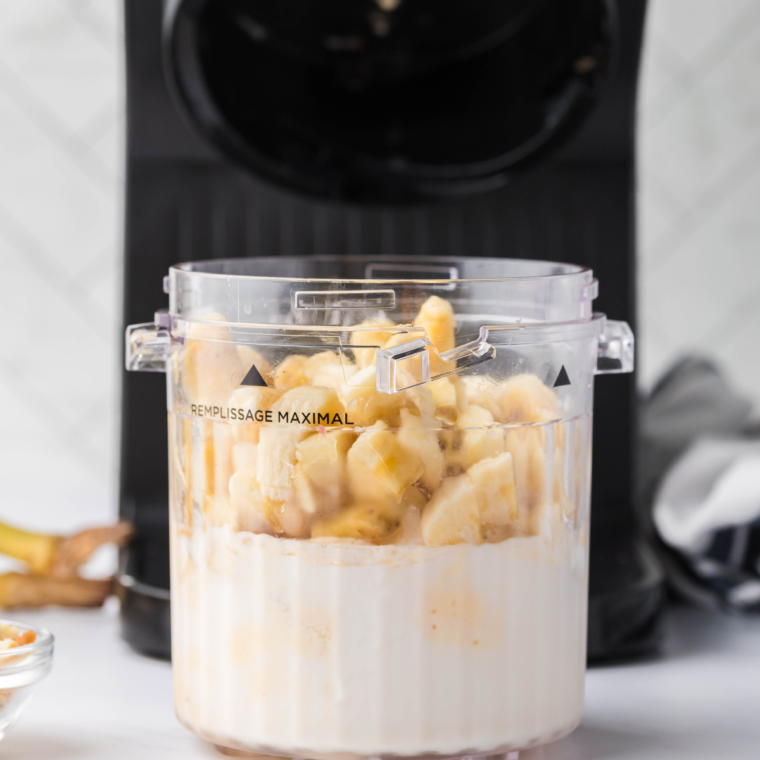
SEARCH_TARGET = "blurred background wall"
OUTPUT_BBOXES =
[0,1,123,531]
[0,0,758,527]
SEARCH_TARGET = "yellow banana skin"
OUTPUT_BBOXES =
[0,522,59,576]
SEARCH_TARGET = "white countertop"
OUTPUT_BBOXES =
[3,603,760,760]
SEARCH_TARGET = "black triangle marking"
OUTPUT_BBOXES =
[553,365,571,388]
[241,363,269,387]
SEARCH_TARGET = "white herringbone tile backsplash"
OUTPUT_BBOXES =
[0,1,758,526]
[0,1,123,530]
[638,0,760,401]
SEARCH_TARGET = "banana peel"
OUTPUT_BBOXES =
[0,521,133,578]
[0,573,113,608]
[0,520,133,608]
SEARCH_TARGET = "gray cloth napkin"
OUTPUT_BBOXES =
[640,357,760,612]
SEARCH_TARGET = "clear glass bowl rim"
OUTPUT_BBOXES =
[0,619,54,667]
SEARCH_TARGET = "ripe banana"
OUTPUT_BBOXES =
[0,573,112,608]
[0,521,132,579]
[0,520,133,609]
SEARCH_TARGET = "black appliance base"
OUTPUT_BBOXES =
[117,573,171,660]
[587,531,666,662]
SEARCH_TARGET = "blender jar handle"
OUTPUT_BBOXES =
[125,309,179,373]
[595,319,634,375]
[376,334,495,393]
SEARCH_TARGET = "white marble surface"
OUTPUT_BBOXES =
[2,604,759,760]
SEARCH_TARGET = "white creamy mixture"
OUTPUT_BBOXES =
[171,524,587,759]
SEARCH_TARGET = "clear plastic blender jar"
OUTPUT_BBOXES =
[126,256,633,759]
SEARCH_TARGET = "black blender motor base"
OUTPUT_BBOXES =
[119,0,663,662]
[587,530,665,662]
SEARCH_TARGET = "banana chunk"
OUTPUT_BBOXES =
[232,442,258,472]
[228,386,282,443]
[273,355,310,390]
[340,365,403,426]
[311,500,404,543]
[179,313,248,405]
[301,351,358,391]
[413,295,455,374]
[294,429,355,516]
[468,452,519,527]
[420,475,483,547]
[190,418,215,509]
[390,486,428,545]
[257,386,345,501]
[378,332,429,383]
[397,409,444,493]
[350,317,395,369]
[340,365,434,426]
[505,426,547,535]
[212,423,233,500]
[496,374,560,424]
[460,375,502,419]
[347,421,423,502]
[429,377,462,422]
[457,405,505,470]
[228,469,275,534]
[203,495,237,529]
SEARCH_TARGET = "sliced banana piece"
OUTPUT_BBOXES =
[496,373,560,424]
[429,376,463,422]
[420,475,483,547]
[339,364,434,426]
[304,352,358,391]
[460,375,502,419]
[190,418,215,510]
[212,423,233,500]
[413,295,455,374]
[347,421,423,502]
[468,451,519,527]
[228,468,275,534]
[397,409,444,493]
[456,404,505,470]
[293,429,355,516]
[349,316,395,369]
[228,386,282,443]
[232,442,257,472]
[505,425,547,535]
[394,486,428,545]
[203,495,238,529]
[273,355,310,390]
[179,313,247,406]
[257,386,345,501]
[311,500,405,543]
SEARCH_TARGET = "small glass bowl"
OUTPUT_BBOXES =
[0,620,53,740]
